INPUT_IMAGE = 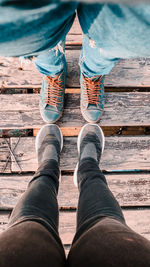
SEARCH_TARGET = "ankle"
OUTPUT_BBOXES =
[80,142,98,162]
[42,144,59,163]
[79,157,98,169]
[77,157,100,187]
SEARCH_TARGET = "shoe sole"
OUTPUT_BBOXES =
[73,123,105,187]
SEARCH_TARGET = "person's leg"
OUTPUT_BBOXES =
[77,3,150,123]
[0,125,66,267]
[0,1,77,123]
[77,4,119,123]
[78,36,107,123]
[67,124,150,267]
[34,40,66,78]
[33,39,68,123]
[78,3,150,68]
[79,35,117,78]
[73,124,125,234]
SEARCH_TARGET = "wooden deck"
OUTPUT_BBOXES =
[0,17,150,253]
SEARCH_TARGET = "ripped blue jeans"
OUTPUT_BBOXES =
[34,3,150,78]
[34,34,115,78]
[1,3,150,77]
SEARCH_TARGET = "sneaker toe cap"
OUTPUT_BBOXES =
[41,109,61,123]
[83,109,102,123]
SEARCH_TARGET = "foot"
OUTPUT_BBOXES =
[80,73,105,123]
[40,70,66,123]
[74,123,105,187]
[35,124,63,166]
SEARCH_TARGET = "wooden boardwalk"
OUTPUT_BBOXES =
[0,17,150,252]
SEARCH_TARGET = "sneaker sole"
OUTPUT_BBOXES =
[73,123,105,187]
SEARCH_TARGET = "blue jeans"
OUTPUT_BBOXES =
[1,3,150,77]
[34,34,115,77]
[34,3,150,77]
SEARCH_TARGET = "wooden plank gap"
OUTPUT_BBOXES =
[33,126,150,137]
[0,129,33,138]
[33,127,80,137]
[66,42,82,46]
[1,87,150,94]
[105,87,150,92]
[121,206,150,210]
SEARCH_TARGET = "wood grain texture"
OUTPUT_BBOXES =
[1,92,150,129]
[9,136,150,172]
[1,53,150,88]
[0,139,10,173]
[0,210,150,244]
[0,174,150,209]
[59,174,150,207]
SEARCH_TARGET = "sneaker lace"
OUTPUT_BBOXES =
[83,75,103,105]
[44,74,64,107]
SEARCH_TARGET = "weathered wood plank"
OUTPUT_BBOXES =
[0,210,150,243]
[0,175,30,208]
[10,136,150,172]
[1,92,150,128]
[0,139,11,173]
[59,174,150,207]
[1,53,150,88]
[0,174,150,209]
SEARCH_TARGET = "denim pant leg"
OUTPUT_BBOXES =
[79,35,118,77]
[0,2,77,57]
[34,40,67,77]
[78,3,150,77]
[75,158,125,240]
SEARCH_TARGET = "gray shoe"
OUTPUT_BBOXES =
[74,123,105,187]
[35,124,63,166]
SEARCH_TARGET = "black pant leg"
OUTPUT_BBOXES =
[76,158,125,237]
